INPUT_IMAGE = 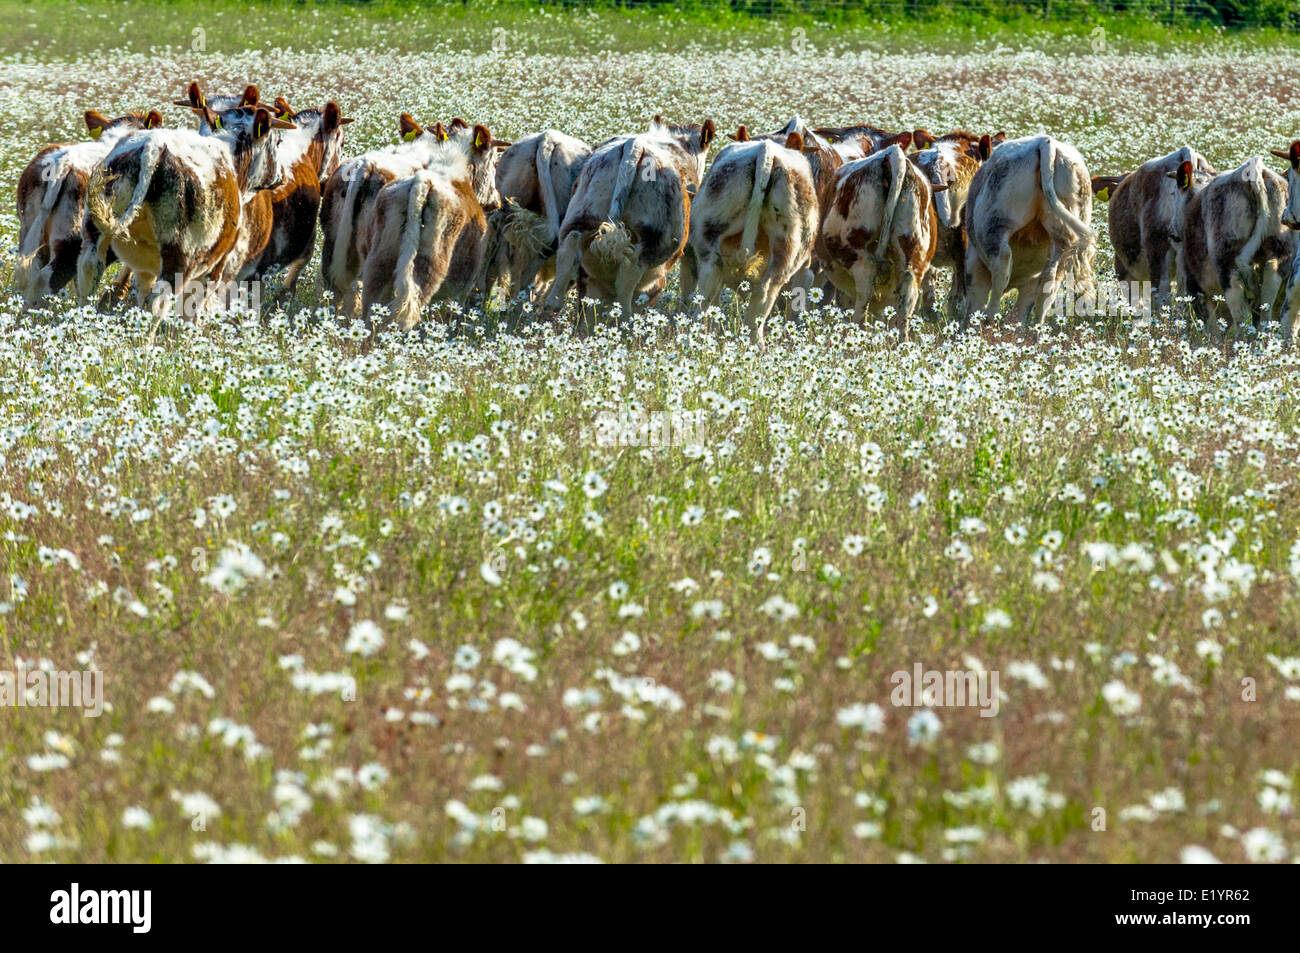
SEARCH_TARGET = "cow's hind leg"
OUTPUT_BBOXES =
[543,232,583,315]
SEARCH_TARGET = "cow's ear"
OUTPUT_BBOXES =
[978,134,993,161]
[893,131,913,151]
[84,110,109,139]
[196,106,222,131]
[173,81,204,108]
[144,110,163,130]
[728,125,749,142]
[472,124,492,153]
[993,131,1007,142]
[450,117,469,131]
[323,101,341,130]
[240,85,260,108]
[651,114,664,129]
[1291,141,1300,169]
[252,107,274,140]
[1174,160,1193,191]
[700,119,716,150]
[930,183,950,193]
[784,131,804,152]
[912,128,936,151]
[274,96,294,120]
[1091,177,1112,201]
[399,113,423,142]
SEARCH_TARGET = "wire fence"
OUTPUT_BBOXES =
[524,0,1300,29]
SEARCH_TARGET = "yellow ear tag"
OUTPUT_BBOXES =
[402,129,418,142]
[213,116,222,130]
[89,126,103,139]
[1097,186,1109,201]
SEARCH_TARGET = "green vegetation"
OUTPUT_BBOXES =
[0,0,1297,58]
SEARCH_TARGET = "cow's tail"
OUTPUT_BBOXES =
[874,144,907,263]
[391,172,436,329]
[328,161,366,288]
[740,142,776,259]
[608,136,644,222]
[88,138,160,241]
[537,132,563,244]
[1038,137,1096,296]
[1038,137,1092,240]
[15,159,70,300]
[1234,157,1270,284]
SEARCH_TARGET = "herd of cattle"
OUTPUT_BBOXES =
[14,81,1300,343]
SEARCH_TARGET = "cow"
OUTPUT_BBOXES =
[15,109,161,305]
[356,124,502,329]
[1274,141,1300,347]
[79,105,294,335]
[1175,155,1294,344]
[320,114,455,318]
[963,135,1095,329]
[819,142,940,333]
[481,129,592,301]
[1091,146,1217,308]
[682,131,819,340]
[239,97,353,298]
[909,130,1004,319]
[543,117,716,318]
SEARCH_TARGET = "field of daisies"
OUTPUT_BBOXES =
[4,11,1300,862]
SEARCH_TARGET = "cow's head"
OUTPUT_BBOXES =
[180,83,262,134]
[911,130,994,229]
[1271,141,1300,229]
[84,109,162,140]
[1161,159,1201,243]
[276,99,353,179]
[447,122,504,211]
[650,115,716,183]
[204,105,296,193]
[977,131,1007,162]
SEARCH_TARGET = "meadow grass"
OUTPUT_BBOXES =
[2,0,1300,863]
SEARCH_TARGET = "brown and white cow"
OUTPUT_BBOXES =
[1091,145,1217,307]
[543,117,716,317]
[320,115,457,317]
[963,135,1095,328]
[1176,156,1294,343]
[356,124,502,328]
[15,109,161,305]
[909,130,1004,319]
[682,131,819,339]
[239,97,353,297]
[481,129,592,301]
[819,142,939,332]
[80,106,293,332]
